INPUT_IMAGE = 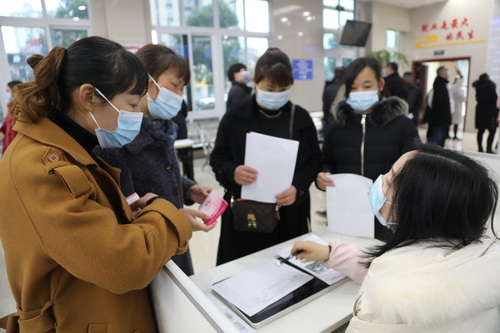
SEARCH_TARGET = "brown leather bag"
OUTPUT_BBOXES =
[231,197,281,233]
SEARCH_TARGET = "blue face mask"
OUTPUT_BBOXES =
[369,175,395,227]
[256,87,291,110]
[91,88,143,148]
[147,74,183,120]
[346,89,379,112]
[5,92,12,102]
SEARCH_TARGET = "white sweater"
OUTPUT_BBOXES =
[346,234,500,332]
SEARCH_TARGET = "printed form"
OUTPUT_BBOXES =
[211,259,313,317]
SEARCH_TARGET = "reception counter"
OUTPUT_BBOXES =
[151,228,381,332]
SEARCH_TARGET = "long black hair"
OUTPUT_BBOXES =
[366,144,498,265]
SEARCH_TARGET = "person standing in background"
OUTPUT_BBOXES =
[473,73,499,153]
[429,66,452,147]
[317,57,419,241]
[403,72,423,126]
[172,100,195,180]
[383,62,408,101]
[322,67,345,135]
[449,67,466,141]
[0,80,22,154]
[226,63,252,110]
[211,48,321,265]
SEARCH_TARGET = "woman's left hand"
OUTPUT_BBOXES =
[186,185,212,204]
[275,186,297,206]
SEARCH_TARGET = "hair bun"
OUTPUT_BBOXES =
[27,54,45,70]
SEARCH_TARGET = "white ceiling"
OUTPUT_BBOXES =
[360,0,448,9]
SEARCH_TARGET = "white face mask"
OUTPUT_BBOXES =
[146,74,183,120]
[256,87,291,110]
[91,88,143,148]
[346,89,379,112]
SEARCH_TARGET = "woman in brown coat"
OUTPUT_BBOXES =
[0,36,192,332]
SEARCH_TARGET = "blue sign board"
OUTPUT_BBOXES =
[292,59,313,80]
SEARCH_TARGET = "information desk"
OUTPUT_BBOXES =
[151,228,380,332]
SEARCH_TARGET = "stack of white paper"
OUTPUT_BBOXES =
[241,132,299,203]
[211,259,313,317]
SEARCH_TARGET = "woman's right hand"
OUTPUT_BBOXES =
[130,192,158,211]
[291,241,330,262]
[316,172,335,191]
[234,165,258,185]
[179,208,217,232]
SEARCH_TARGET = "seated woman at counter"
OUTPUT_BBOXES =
[292,144,500,332]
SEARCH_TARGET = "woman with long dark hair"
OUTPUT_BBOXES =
[293,144,500,332]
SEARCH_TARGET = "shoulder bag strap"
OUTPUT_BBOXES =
[289,104,296,140]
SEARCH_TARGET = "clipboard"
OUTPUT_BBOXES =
[211,261,347,329]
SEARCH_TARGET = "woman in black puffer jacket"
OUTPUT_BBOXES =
[317,57,420,240]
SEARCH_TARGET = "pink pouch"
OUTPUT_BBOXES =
[198,191,228,225]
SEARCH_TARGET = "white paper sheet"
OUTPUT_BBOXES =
[240,132,299,203]
[326,173,374,238]
[275,234,346,285]
[211,259,313,317]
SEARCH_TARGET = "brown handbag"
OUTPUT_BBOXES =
[231,196,281,233]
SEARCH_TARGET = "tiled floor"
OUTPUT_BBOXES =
[1,125,498,318]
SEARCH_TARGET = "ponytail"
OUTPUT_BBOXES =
[13,47,66,123]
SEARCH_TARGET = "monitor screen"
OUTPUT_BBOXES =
[339,20,372,47]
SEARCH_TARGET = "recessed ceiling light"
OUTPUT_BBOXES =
[281,17,289,23]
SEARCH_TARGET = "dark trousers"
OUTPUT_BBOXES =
[429,125,447,147]
[477,127,497,152]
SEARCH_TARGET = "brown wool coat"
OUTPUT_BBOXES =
[0,118,192,332]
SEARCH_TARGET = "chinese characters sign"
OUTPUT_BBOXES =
[414,17,485,48]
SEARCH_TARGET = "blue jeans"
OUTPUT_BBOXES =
[429,125,447,147]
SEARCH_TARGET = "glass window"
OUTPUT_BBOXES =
[323,9,339,30]
[339,11,353,28]
[150,0,181,26]
[386,30,398,49]
[192,35,214,110]
[246,37,268,69]
[45,0,89,19]
[186,0,214,27]
[0,0,43,18]
[342,58,352,67]
[339,0,354,10]
[324,57,336,81]
[50,29,88,47]
[222,36,245,93]
[2,26,48,82]
[245,0,269,33]
[323,0,337,6]
[323,33,337,49]
[219,0,244,29]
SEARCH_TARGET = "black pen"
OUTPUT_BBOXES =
[277,249,305,265]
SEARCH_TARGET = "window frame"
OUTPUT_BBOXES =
[148,0,272,121]
[0,1,92,118]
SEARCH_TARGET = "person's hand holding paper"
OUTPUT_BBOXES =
[240,132,299,204]
[316,172,335,190]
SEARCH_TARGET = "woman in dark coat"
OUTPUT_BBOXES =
[472,73,499,153]
[316,57,419,240]
[94,44,215,276]
[210,48,322,265]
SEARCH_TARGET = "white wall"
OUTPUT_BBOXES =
[272,0,325,112]
[404,0,495,131]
